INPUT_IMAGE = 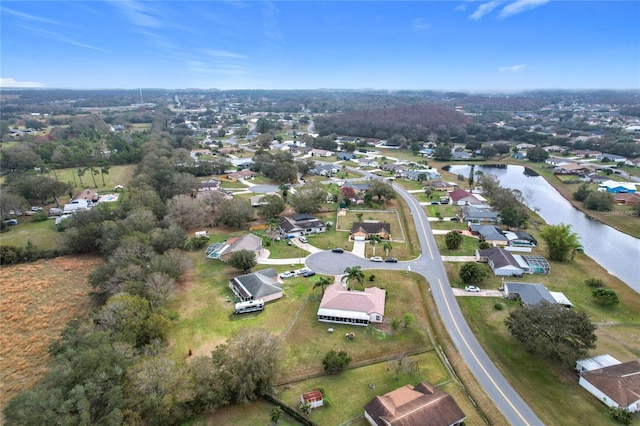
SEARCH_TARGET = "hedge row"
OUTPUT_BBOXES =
[0,244,69,266]
[263,394,317,426]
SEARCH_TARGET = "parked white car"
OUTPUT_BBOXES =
[464,285,481,292]
[370,256,384,262]
[298,236,308,243]
[279,271,296,279]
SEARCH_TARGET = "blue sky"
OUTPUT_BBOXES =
[1,1,639,91]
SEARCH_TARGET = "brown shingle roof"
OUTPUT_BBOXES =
[364,382,465,426]
[581,360,640,408]
[350,222,391,236]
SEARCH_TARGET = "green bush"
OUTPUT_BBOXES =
[494,303,504,311]
[369,274,375,282]
[585,278,605,288]
[608,407,632,425]
[31,211,49,222]
[189,235,210,250]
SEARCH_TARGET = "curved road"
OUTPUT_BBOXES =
[306,173,543,426]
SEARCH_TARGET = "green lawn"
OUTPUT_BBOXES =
[435,234,480,256]
[446,230,640,426]
[189,398,299,426]
[0,218,61,250]
[49,164,136,193]
[280,271,433,381]
[276,352,454,426]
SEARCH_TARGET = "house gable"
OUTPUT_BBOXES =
[579,360,640,412]
[364,382,465,426]
[229,268,282,303]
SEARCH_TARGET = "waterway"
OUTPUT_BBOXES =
[448,164,640,293]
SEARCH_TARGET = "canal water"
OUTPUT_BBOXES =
[448,164,640,293]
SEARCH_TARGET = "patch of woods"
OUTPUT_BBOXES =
[1,117,285,425]
[313,104,470,141]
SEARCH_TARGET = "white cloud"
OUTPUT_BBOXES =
[411,18,431,31]
[0,77,46,88]
[110,0,163,29]
[499,64,526,72]
[470,1,501,20]
[262,2,284,44]
[499,0,550,19]
[203,49,247,59]
[455,4,467,12]
[1,7,64,25]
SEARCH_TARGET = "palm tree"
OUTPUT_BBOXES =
[369,234,382,256]
[266,217,280,239]
[341,266,365,290]
[383,241,393,257]
[313,277,331,294]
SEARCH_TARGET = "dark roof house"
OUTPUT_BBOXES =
[350,222,391,241]
[279,214,326,237]
[228,268,283,303]
[364,382,465,426]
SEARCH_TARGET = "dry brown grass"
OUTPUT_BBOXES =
[0,256,100,409]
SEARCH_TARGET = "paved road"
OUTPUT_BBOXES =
[397,182,543,426]
[307,170,543,426]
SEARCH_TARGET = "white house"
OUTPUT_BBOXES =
[317,284,386,326]
[579,360,640,413]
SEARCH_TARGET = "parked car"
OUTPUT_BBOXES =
[464,285,481,292]
[279,271,296,279]
[450,216,460,221]
[298,236,308,243]
[3,219,18,226]
[295,268,311,276]
[302,270,316,277]
[370,256,384,262]
[384,257,398,263]
[331,247,344,253]
[430,201,440,205]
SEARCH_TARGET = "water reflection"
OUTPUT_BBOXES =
[448,164,640,292]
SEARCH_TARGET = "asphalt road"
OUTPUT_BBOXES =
[308,170,543,426]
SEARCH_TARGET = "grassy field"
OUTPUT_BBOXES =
[276,352,475,426]
[449,247,640,425]
[280,270,433,381]
[47,164,136,194]
[435,234,481,256]
[0,256,100,410]
[0,218,62,250]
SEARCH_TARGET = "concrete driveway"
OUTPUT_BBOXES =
[351,240,366,258]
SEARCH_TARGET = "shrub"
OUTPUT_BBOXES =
[609,407,632,425]
[189,235,210,249]
[264,240,271,247]
[369,274,375,282]
[494,303,504,311]
[31,210,49,222]
[585,278,605,288]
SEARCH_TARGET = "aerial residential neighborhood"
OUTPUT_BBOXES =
[1,1,640,424]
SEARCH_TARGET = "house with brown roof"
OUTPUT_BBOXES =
[227,169,257,180]
[579,360,640,413]
[426,179,457,192]
[72,189,100,203]
[448,189,485,206]
[350,221,391,241]
[364,382,465,426]
[613,193,640,206]
[317,284,386,326]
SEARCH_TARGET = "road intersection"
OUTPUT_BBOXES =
[296,175,544,425]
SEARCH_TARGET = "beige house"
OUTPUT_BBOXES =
[317,284,386,326]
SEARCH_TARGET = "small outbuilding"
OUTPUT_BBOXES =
[301,390,324,409]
